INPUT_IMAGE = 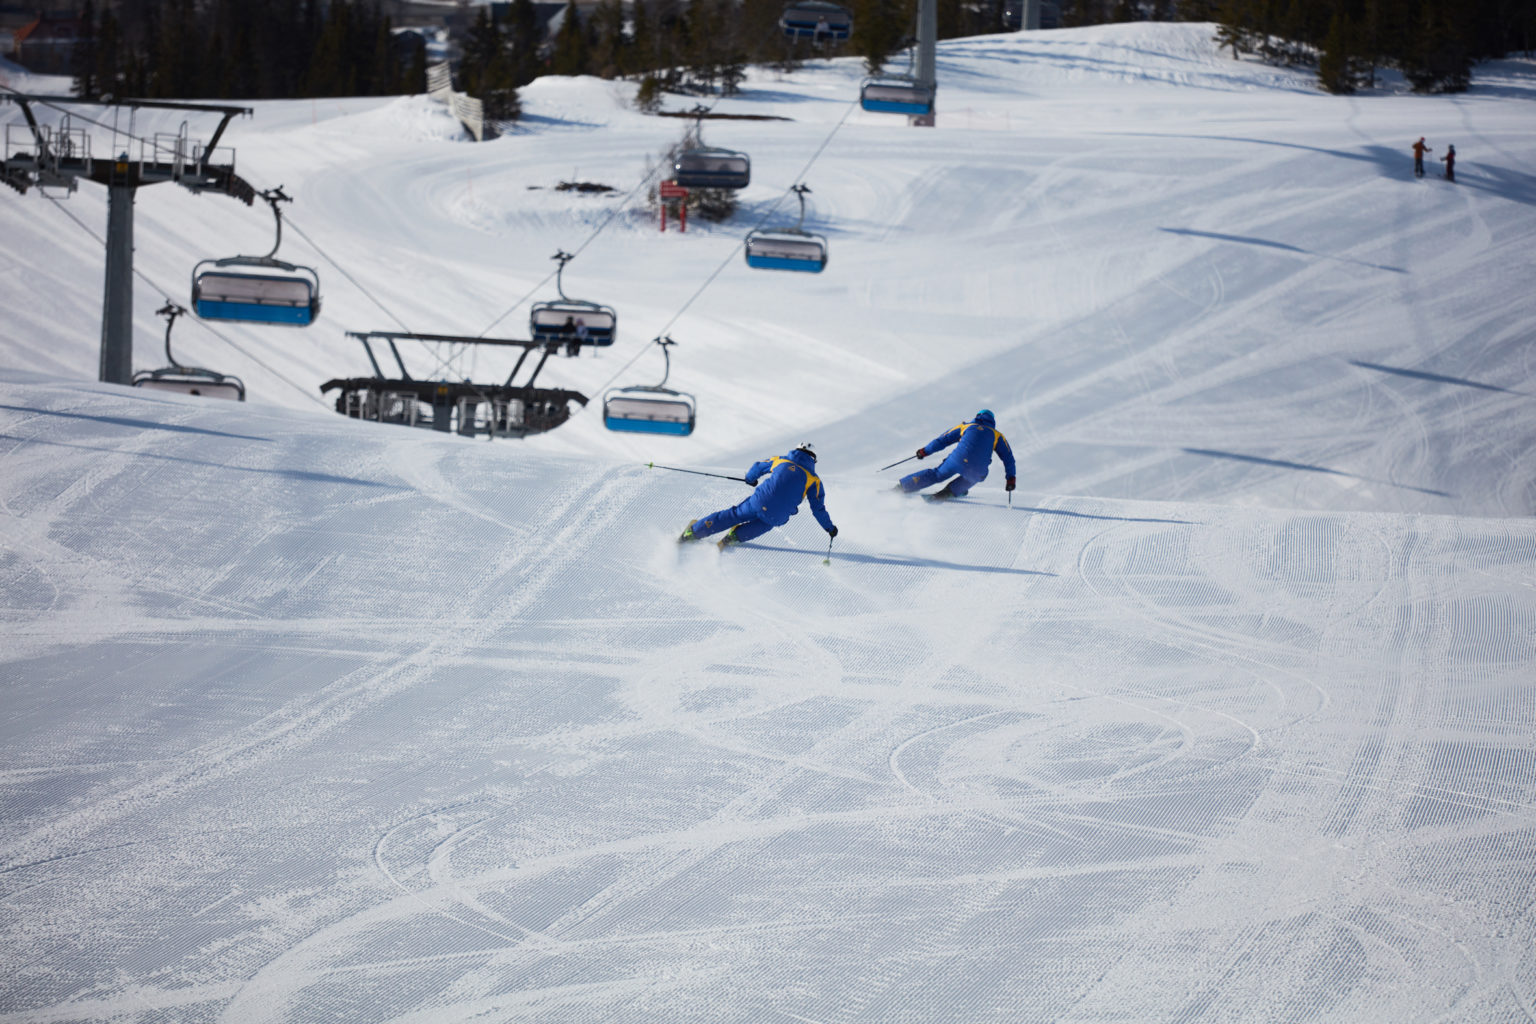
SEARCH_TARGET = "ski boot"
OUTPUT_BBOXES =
[678,520,700,543]
[925,486,957,502]
[717,527,741,550]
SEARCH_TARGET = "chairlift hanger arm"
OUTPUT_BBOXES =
[5,97,50,161]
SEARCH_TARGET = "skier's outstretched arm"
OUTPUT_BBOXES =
[924,426,962,455]
[996,434,1018,479]
[808,482,836,535]
[744,459,772,486]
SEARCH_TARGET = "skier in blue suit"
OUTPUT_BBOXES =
[680,443,838,548]
[898,409,1017,499]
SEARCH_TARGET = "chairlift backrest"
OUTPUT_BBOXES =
[780,1,852,40]
[192,265,321,327]
[132,373,246,401]
[529,302,617,345]
[860,76,936,116]
[745,231,828,273]
[603,390,696,436]
[672,147,751,191]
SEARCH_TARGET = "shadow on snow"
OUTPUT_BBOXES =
[0,403,271,443]
[1348,359,1522,394]
[1159,227,1407,273]
[0,434,402,490]
[1182,447,1453,498]
[743,543,1056,577]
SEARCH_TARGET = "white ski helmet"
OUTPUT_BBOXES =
[794,442,817,461]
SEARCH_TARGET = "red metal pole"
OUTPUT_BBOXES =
[680,200,686,233]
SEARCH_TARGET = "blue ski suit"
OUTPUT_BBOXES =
[691,448,836,544]
[900,417,1017,497]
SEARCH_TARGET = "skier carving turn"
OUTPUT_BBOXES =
[679,443,838,549]
[896,409,1017,500]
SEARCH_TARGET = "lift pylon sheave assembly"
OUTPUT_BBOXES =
[323,330,588,438]
[779,1,852,43]
[529,250,617,351]
[603,336,696,436]
[1,92,257,385]
[192,186,321,327]
[745,184,828,273]
[131,301,247,400]
[671,105,751,191]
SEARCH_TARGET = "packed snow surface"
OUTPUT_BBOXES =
[3,23,1535,1023]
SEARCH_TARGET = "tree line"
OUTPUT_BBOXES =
[1209,0,1534,93]
[69,0,1531,108]
[71,0,420,101]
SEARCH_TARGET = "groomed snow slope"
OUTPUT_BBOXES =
[2,23,1536,1024]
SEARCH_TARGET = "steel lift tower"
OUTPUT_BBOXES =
[1,94,257,385]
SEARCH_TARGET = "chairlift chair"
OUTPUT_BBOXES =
[191,186,322,327]
[603,336,697,436]
[529,250,618,350]
[859,74,936,116]
[132,301,247,400]
[744,183,828,273]
[671,107,751,191]
[780,1,852,42]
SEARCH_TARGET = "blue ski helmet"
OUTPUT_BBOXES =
[974,409,995,425]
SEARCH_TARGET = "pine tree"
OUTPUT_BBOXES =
[852,0,910,74]
[1317,9,1353,93]
[550,0,591,76]
[507,0,542,85]
[71,0,98,98]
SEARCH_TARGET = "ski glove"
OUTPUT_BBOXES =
[916,448,927,459]
[1006,477,1016,491]
[827,526,838,538]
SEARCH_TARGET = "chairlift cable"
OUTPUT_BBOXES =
[473,92,729,340]
[38,190,328,407]
[575,94,860,415]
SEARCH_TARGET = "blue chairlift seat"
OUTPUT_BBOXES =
[745,229,828,273]
[192,259,321,327]
[672,147,751,190]
[530,300,617,347]
[780,1,852,41]
[603,387,696,436]
[860,75,936,116]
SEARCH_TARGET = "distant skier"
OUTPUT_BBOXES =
[897,409,1017,500]
[1441,144,1455,182]
[1412,137,1431,178]
[679,443,838,549]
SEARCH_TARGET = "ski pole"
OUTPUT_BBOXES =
[878,454,918,472]
[823,534,834,566]
[645,462,746,483]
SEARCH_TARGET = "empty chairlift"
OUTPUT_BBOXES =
[860,73,936,116]
[132,301,246,400]
[745,183,827,274]
[671,106,750,191]
[529,250,617,351]
[192,186,322,327]
[603,336,696,436]
[780,1,852,42]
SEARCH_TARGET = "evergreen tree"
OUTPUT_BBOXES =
[550,0,591,76]
[1317,9,1353,93]
[71,0,97,98]
[506,0,543,85]
[590,0,627,78]
[852,0,911,74]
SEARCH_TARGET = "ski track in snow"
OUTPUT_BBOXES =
[3,22,1536,1024]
